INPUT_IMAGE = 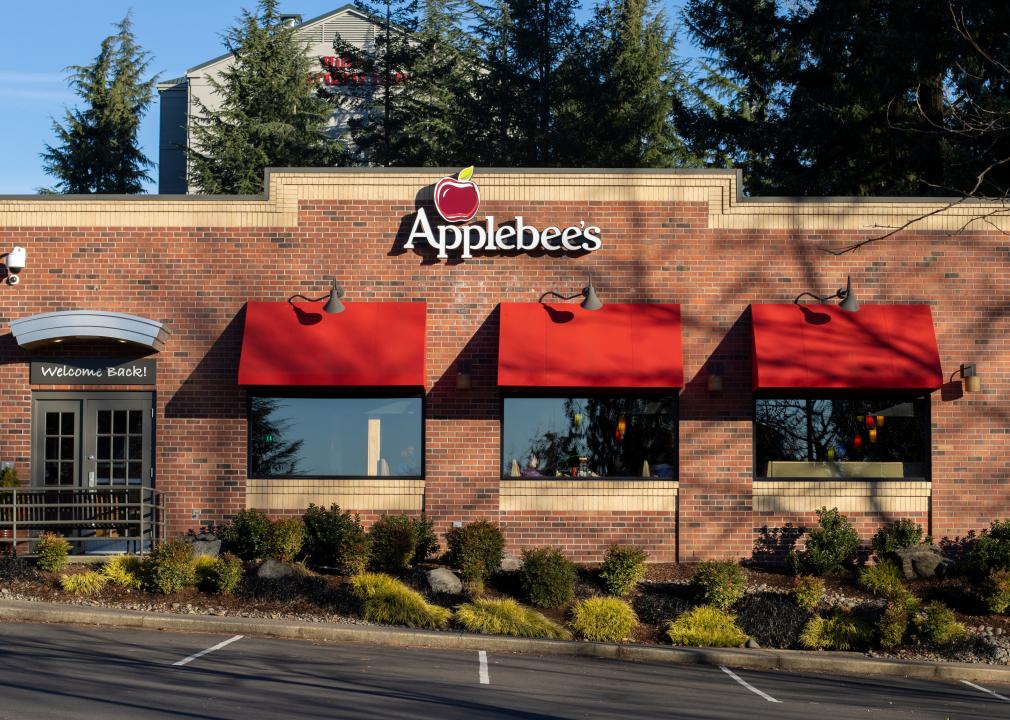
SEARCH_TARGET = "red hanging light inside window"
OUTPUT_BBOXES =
[853,434,863,450]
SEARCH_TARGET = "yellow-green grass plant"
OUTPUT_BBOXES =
[350,573,451,629]
[454,597,571,640]
[666,605,747,647]
[569,597,639,642]
[59,570,108,596]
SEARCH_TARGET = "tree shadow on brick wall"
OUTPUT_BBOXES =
[750,523,805,567]
[165,309,245,421]
[428,306,500,421]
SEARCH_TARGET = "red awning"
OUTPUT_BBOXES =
[238,301,426,387]
[498,303,683,388]
[750,304,943,391]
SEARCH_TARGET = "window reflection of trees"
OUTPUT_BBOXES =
[249,398,305,477]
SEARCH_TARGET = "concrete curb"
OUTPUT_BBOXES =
[1,598,1009,684]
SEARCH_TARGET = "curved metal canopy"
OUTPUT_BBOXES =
[9,311,169,351]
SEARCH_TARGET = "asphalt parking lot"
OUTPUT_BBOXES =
[0,620,1007,719]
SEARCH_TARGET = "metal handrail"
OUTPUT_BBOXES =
[0,486,165,555]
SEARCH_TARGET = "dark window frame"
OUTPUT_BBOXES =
[499,389,680,481]
[246,389,425,481]
[751,390,932,483]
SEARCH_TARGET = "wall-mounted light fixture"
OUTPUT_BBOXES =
[538,272,603,311]
[956,363,981,393]
[456,361,473,390]
[289,279,345,314]
[793,275,859,312]
[3,246,26,286]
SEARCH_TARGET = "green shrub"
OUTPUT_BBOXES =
[788,507,860,575]
[569,597,639,643]
[446,520,505,593]
[219,509,273,561]
[692,560,746,610]
[871,519,925,558]
[878,600,909,649]
[102,555,143,589]
[666,605,748,647]
[799,611,873,651]
[266,518,305,562]
[968,520,1010,581]
[982,568,1010,613]
[454,597,571,640]
[412,515,440,565]
[914,601,965,644]
[143,539,197,594]
[369,515,419,573]
[859,560,906,598]
[350,573,451,629]
[35,532,70,573]
[196,553,244,595]
[598,545,647,597]
[59,571,107,596]
[519,547,577,609]
[302,504,370,575]
[793,576,825,612]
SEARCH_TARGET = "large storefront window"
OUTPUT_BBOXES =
[502,397,678,479]
[249,396,423,478]
[754,396,929,480]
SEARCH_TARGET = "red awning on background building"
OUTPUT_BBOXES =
[238,301,426,387]
[750,304,943,391]
[498,303,683,388]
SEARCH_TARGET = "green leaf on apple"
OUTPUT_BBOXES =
[457,165,474,182]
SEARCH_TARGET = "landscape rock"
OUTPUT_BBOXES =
[500,554,522,572]
[893,545,955,579]
[426,567,463,594]
[746,638,761,649]
[190,540,221,558]
[257,559,294,580]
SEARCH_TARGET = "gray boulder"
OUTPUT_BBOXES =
[257,559,294,580]
[500,553,522,573]
[893,544,955,579]
[190,539,221,558]
[426,567,463,594]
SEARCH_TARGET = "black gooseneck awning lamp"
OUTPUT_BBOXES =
[288,279,346,314]
[793,275,860,313]
[539,272,604,311]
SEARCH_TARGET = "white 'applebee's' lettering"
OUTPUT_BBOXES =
[404,207,602,259]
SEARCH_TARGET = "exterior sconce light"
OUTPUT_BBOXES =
[289,279,346,314]
[539,272,604,311]
[3,246,26,286]
[958,363,981,393]
[794,275,859,313]
[707,362,724,393]
[456,361,472,390]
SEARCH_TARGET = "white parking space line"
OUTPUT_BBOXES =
[961,680,1010,702]
[172,635,244,667]
[478,650,490,685]
[719,666,780,703]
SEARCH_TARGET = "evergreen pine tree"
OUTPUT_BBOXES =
[187,0,342,194]
[41,15,156,194]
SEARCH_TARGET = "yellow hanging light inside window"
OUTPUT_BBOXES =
[868,427,878,443]
[617,415,627,435]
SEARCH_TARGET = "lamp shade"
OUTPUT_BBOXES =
[838,276,860,312]
[581,282,603,311]
[323,284,345,314]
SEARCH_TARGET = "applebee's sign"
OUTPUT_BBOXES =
[405,167,602,259]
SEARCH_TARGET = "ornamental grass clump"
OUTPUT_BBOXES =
[666,605,747,647]
[446,520,505,594]
[570,597,639,643]
[914,601,965,645]
[368,514,420,573]
[859,560,906,599]
[598,545,647,597]
[519,547,577,609]
[102,555,143,589]
[454,597,571,640]
[142,539,197,594]
[800,611,873,651]
[792,576,825,612]
[692,560,746,610]
[871,519,925,558]
[59,570,107,596]
[35,532,70,573]
[302,504,370,575]
[982,568,1010,614]
[266,518,305,563]
[350,573,451,629]
[788,507,860,575]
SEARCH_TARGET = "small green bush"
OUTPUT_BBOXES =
[219,509,273,561]
[350,572,451,629]
[871,519,925,558]
[800,611,873,651]
[570,597,639,643]
[914,601,965,644]
[519,547,577,609]
[454,597,571,640]
[102,555,143,589]
[598,545,647,597]
[412,515,440,565]
[968,520,1010,582]
[982,568,1010,614]
[692,560,746,610]
[35,532,70,573]
[859,560,907,598]
[302,504,370,575]
[59,570,107,596]
[793,576,825,612]
[446,520,505,593]
[196,553,244,595]
[267,518,305,562]
[143,539,197,594]
[878,600,909,649]
[666,605,748,647]
[788,507,860,575]
[369,515,419,573]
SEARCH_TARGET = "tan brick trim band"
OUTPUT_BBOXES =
[500,479,679,512]
[753,480,931,514]
[246,478,424,511]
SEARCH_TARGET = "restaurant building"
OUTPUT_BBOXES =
[0,168,1005,562]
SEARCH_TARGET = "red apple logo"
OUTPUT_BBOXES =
[434,166,480,223]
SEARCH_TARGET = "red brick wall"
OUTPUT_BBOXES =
[0,187,1007,563]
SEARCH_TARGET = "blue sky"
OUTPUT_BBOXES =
[0,1,690,195]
